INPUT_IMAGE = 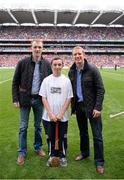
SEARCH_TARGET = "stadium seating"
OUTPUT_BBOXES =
[0,26,124,68]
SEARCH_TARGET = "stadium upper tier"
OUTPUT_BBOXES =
[1,26,124,55]
[0,26,124,40]
[0,26,124,67]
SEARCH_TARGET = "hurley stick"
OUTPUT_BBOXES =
[55,122,59,150]
[110,111,124,118]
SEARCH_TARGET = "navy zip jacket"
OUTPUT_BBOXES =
[68,59,105,115]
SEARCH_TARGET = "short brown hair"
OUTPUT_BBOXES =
[31,39,43,45]
[51,57,64,65]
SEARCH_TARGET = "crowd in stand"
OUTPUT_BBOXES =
[0,26,124,40]
[0,26,124,67]
[0,54,124,68]
[0,55,26,67]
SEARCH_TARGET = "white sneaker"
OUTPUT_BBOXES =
[60,158,67,167]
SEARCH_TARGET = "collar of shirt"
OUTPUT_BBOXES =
[32,57,41,63]
[76,64,84,72]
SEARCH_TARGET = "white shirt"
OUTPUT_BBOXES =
[39,74,73,122]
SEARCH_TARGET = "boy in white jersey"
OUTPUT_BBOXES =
[39,57,73,167]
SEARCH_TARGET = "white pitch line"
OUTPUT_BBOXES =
[0,78,12,84]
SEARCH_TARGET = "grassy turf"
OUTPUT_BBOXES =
[0,68,124,179]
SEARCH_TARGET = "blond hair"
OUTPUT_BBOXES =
[72,46,85,54]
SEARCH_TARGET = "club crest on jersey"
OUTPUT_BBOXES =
[51,87,61,94]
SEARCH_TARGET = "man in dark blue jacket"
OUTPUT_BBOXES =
[12,39,52,165]
[68,46,105,174]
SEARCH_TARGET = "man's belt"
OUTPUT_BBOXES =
[77,101,85,106]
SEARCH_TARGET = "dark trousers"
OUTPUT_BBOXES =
[43,120,68,158]
[76,102,104,166]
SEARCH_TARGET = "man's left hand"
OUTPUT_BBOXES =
[92,109,101,118]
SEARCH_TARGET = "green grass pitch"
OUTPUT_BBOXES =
[0,68,124,179]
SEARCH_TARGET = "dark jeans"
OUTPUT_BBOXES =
[43,120,68,158]
[18,97,43,156]
[76,102,104,166]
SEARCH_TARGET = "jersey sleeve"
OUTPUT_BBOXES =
[39,79,47,97]
[66,78,73,98]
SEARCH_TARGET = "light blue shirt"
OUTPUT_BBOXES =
[31,62,41,95]
[76,69,83,102]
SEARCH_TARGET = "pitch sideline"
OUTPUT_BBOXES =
[0,78,12,84]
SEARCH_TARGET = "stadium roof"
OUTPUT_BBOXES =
[0,9,124,27]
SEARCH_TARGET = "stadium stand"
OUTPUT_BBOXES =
[0,26,124,68]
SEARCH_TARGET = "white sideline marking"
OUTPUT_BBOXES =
[0,78,12,84]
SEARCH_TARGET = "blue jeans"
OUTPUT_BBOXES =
[18,97,43,156]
